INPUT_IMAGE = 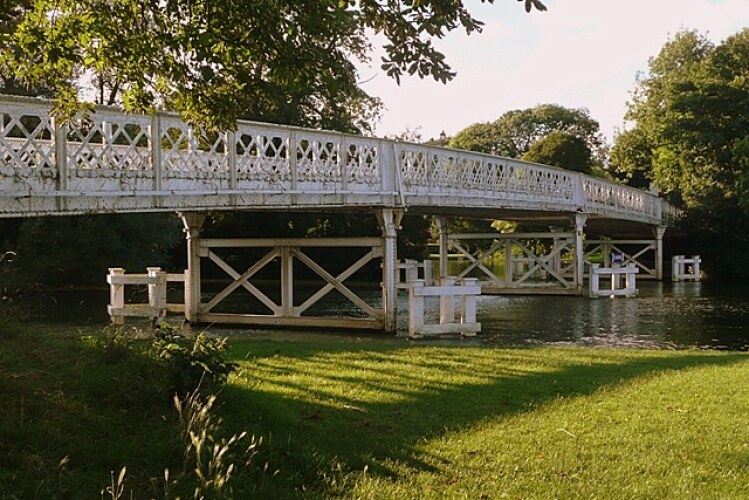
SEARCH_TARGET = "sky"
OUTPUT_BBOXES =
[357,0,749,144]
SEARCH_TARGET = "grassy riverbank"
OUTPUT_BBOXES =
[1,324,748,498]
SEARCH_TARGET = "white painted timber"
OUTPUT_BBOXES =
[194,237,386,330]
[589,264,639,298]
[106,267,185,325]
[583,240,658,280]
[407,277,481,338]
[672,255,702,282]
[0,95,676,227]
[397,259,434,290]
[447,232,576,294]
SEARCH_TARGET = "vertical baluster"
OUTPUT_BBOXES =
[53,117,68,211]
[226,130,236,193]
[151,114,162,196]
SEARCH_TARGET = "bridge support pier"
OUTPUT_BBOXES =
[376,208,404,334]
[175,211,399,332]
[654,226,667,281]
[179,212,206,323]
[574,213,588,296]
[435,215,449,282]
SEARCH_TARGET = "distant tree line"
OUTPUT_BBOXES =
[609,29,749,280]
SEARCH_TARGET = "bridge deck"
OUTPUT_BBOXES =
[0,95,675,229]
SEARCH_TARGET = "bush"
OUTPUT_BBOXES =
[152,324,237,397]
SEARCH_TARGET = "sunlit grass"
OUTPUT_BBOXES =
[1,325,747,498]
[225,341,749,498]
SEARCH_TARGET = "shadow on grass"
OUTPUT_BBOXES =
[222,342,747,494]
[0,326,178,498]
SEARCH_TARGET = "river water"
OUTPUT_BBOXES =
[34,281,749,350]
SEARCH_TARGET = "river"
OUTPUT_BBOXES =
[30,280,749,351]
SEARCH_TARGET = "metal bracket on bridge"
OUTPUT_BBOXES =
[406,277,481,338]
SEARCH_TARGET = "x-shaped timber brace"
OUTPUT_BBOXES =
[582,240,659,280]
[180,209,401,333]
[446,232,578,295]
[190,236,385,330]
[557,239,660,280]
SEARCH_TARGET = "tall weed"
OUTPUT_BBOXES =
[152,323,237,397]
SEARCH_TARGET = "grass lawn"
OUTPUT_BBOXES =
[1,323,748,498]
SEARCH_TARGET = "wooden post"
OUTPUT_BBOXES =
[150,114,163,210]
[407,279,425,337]
[574,213,588,296]
[53,118,68,211]
[439,277,455,325]
[179,212,206,323]
[108,268,125,325]
[460,277,478,331]
[436,215,449,282]
[624,264,636,294]
[147,267,167,326]
[693,255,701,280]
[654,226,667,281]
[280,246,294,316]
[377,208,402,334]
[504,238,513,288]
[423,259,434,286]
[226,130,236,192]
[550,226,564,277]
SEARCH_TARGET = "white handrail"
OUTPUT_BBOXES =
[0,95,674,226]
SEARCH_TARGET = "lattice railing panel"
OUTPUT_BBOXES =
[297,133,341,183]
[160,118,228,178]
[482,159,507,192]
[234,125,290,182]
[400,146,429,188]
[0,103,55,178]
[66,112,152,178]
[344,138,380,186]
[430,150,459,189]
[583,178,660,219]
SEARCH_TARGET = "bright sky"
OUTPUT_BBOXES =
[358,0,749,144]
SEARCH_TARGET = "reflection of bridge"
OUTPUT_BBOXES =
[0,95,677,333]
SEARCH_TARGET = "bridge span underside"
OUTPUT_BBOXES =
[1,96,677,333]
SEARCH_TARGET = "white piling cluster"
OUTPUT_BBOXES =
[407,277,481,338]
[589,264,639,298]
[672,255,701,282]
[107,267,185,326]
[397,259,434,290]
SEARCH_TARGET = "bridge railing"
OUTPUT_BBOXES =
[398,143,578,204]
[0,95,672,225]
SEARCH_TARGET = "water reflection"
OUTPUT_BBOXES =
[31,281,749,351]
[473,282,749,350]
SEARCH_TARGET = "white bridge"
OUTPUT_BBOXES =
[0,95,677,334]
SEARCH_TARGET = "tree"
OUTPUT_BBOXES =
[522,131,593,174]
[448,121,520,157]
[8,214,182,289]
[449,104,604,163]
[1,0,546,132]
[619,28,749,279]
[0,0,549,288]
[609,127,653,189]
[0,0,55,96]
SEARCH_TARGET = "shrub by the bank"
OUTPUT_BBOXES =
[152,323,238,397]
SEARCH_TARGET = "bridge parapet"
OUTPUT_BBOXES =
[0,95,674,226]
